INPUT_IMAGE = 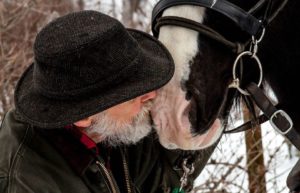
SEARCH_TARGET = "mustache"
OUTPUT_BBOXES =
[86,100,153,146]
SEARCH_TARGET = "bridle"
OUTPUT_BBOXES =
[151,0,300,150]
[152,0,265,37]
[152,0,287,51]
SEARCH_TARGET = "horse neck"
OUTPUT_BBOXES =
[253,0,300,130]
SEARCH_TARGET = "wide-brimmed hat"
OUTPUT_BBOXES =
[14,10,174,128]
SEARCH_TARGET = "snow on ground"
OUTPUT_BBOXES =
[194,120,299,193]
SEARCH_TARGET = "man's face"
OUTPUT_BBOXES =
[77,91,157,146]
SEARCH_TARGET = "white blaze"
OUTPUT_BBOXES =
[159,5,204,84]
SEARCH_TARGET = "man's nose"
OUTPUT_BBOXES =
[141,91,157,103]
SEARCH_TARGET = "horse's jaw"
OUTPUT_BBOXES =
[151,80,223,150]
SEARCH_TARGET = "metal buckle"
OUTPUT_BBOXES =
[270,110,293,135]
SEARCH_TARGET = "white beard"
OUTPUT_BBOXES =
[85,103,152,146]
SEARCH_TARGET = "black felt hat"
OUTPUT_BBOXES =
[14,10,174,128]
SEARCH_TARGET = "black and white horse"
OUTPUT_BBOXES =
[150,0,300,190]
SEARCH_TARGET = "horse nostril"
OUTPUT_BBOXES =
[185,90,193,100]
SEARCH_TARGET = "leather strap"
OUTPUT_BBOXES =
[152,0,263,37]
[224,114,268,134]
[155,16,238,51]
[246,83,300,151]
[248,0,289,25]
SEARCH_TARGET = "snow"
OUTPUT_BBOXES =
[194,121,299,193]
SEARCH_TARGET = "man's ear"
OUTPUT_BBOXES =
[74,117,92,128]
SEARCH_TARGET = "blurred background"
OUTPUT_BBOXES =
[0,0,298,192]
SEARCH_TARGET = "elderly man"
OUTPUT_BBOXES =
[0,10,213,193]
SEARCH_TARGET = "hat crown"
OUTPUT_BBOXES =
[34,10,123,56]
[33,10,140,99]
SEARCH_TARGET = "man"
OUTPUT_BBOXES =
[0,10,213,193]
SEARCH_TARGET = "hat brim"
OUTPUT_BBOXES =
[14,29,174,128]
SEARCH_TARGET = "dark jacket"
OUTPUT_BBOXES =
[0,110,215,193]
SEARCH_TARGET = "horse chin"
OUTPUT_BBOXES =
[151,83,224,150]
[153,117,223,150]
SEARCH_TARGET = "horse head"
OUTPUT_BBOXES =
[150,0,296,150]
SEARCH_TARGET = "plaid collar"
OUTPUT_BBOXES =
[65,124,99,155]
[38,125,99,176]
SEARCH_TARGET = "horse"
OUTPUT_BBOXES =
[150,0,300,191]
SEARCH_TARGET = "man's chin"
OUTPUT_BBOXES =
[100,122,152,147]
[88,107,153,146]
[103,128,152,147]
